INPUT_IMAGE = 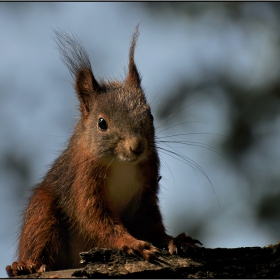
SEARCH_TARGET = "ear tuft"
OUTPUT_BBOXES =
[53,30,101,117]
[125,23,141,89]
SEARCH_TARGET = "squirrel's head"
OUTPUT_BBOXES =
[55,25,155,165]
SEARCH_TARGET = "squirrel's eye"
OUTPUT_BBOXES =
[98,118,108,131]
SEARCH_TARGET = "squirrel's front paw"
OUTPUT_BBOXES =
[168,233,202,255]
[6,260,46,277]
[122,239,160,261]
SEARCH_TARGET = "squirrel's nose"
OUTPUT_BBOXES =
[130,144,144,155]
[129,137,146,156]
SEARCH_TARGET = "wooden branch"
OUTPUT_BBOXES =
[12,242,280,278]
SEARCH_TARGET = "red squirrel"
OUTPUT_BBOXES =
[6,25,202,277]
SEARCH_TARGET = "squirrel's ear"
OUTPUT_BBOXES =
[125,24,141,89]
[53,30,101,116]
[75,68,100,116]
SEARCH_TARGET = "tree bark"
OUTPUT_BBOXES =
[12,242,280,278]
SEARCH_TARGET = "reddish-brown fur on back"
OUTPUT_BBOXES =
[6,25,201,277]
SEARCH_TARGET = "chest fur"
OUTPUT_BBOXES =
[105,163,142,215]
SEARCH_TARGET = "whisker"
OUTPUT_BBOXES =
[157,146,207,178]
[99,157,116,179]
[155,97,211,129]
[158,155,176,191]
[149,90,165,112]
[157,144,221,209]
[157,132,224,139]
[157,140,223,157]
[156,120,210,132]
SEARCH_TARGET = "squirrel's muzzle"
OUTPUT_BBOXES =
[126,136,147,160]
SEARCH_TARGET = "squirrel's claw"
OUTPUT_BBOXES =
[6,260,46,277]
[123,239,160,261]
[168,233,203,255]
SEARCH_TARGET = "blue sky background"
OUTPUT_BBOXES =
[1,2,280,276]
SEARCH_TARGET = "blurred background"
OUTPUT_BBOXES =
[1,2,280,276]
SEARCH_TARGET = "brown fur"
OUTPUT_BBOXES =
[6,24,201,277]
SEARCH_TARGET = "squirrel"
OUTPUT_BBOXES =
[6,24,202,277]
